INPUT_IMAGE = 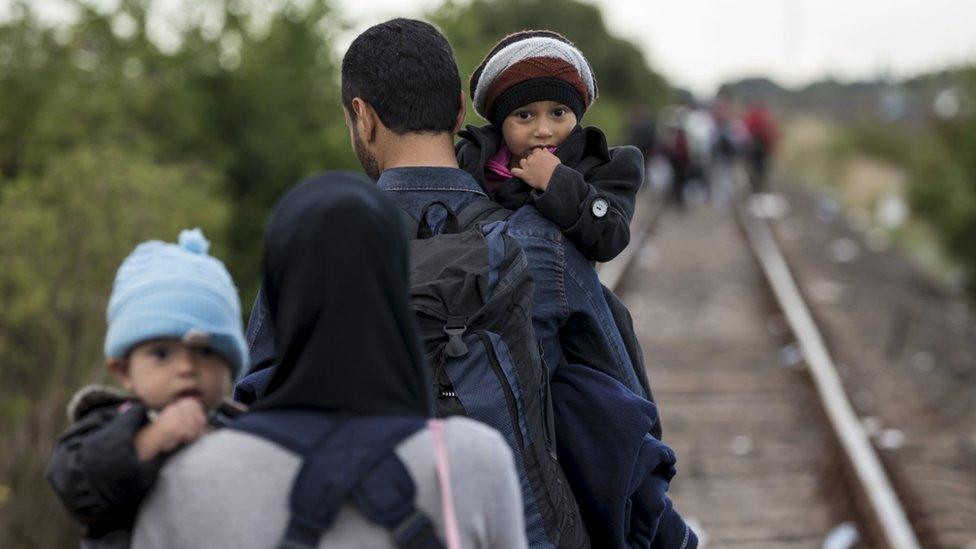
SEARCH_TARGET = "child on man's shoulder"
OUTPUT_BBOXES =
[456,30,645,262]
[46,228,247,547]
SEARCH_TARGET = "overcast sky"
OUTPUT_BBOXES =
[336,0,976,96]
[20,0,976,96]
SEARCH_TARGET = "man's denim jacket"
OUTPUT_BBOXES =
[242,167,645,398]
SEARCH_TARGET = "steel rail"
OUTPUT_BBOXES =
[732,187,921,549]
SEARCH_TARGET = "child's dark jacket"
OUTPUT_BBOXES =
[47,385,161,547]
[456,124,644,262]
[46,385,243,548]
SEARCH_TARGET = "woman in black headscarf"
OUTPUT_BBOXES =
[132,172,528,549]
[258,171,432,416]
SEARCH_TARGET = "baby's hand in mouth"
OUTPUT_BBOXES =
[135,397,208,460]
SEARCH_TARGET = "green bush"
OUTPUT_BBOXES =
[827,67,976,294]
[835,122,915,167]
[908,126,976,290]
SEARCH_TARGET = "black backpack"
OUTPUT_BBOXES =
[404,199,589,549]
[230,410,444,549]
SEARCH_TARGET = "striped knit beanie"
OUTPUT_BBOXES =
[470,30,598,128]
[104,228,248,378]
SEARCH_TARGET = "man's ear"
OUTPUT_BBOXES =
[351,97,378,144]
[453,91,467,134]
[107,358,134,391]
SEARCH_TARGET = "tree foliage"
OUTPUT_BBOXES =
[0,1,350,544]
[0,1,666,544]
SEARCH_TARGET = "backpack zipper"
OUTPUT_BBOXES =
[477,331,525,451]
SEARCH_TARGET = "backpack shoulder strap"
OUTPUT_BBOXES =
[456,198,513,231]
[400,207,420,240]
[350,451,445,549]
[231,413,441,549]
[230,409,335,454]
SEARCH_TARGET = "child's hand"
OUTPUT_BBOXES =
[511,148,561,192]
[134,397,208,461]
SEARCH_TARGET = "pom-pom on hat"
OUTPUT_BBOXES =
[470,30,598,128]
[104,228,248,378]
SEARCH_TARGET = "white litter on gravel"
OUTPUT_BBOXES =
[807,279,844,304]
[829,238,861,263]
[822,521,860,549]
[639,244,660,269]
[862,416,882,436]
[816,195,841,224]
[749,193,790,219]
[778,343,805,369]
[730,435,754,456]
[879,429,907,450]
[877,193,908,228]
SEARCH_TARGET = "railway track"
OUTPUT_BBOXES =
[600,176,923,548]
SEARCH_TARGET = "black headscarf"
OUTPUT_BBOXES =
[256,171,433,417]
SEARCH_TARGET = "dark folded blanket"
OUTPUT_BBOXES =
[551,362,697,548]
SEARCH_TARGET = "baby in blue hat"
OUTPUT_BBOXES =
[46,229,248,546]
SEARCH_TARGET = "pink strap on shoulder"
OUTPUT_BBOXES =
[428,419,462,549]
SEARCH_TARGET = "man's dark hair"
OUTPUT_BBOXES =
[342,19,461,134]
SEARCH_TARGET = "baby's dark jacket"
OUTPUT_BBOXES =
[46,384,244,548]
[456,124,644,262]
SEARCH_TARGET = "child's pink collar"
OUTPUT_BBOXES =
[485,144,559,181]
[485,143,515,180]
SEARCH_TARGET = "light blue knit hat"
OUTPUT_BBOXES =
[104,228,248,377]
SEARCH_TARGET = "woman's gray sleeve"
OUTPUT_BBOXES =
[484,431,529,549]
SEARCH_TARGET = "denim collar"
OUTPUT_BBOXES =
[376,167,489,199]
